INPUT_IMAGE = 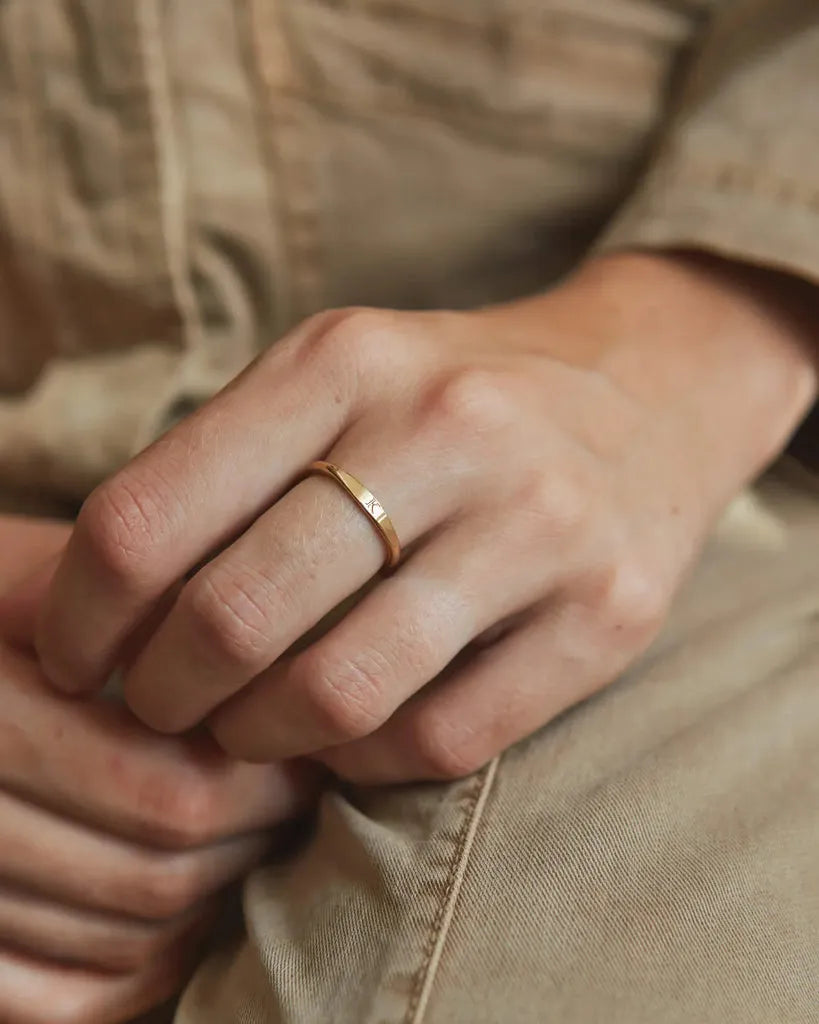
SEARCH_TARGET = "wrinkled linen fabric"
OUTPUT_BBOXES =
[0,1,816,1021]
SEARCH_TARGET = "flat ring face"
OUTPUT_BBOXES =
[307,461,402,569]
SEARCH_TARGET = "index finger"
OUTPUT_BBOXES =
[0,554,59,649]
[35,310,374,695]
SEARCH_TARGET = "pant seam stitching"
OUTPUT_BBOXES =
[403,757,499,1024]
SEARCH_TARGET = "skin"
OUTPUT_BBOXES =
[0,521,314,1024]
[25,250,818,788]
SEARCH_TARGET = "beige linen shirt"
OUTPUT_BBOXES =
[0,0,816,511]
[1,6,818,1024]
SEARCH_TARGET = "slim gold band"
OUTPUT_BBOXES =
[307,461,402,568]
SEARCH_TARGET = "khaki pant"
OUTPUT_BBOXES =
[1,2,817,1020]
[163,474,817,1024]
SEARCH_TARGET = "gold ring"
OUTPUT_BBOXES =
[307,461,401,568]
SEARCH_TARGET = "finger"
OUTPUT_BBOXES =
[0,556,59,650]
[0,935,203,1024]
[121,413,468,734]
[0,787,272,920]
[0,644,314,848]
[0,518,70,594]
[207,512,559,761]
[0,883,218,973]
[318,602,632,784]
[36,309,390,695]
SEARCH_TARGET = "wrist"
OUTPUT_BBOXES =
[553,251,817,509]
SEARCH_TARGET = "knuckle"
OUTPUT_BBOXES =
[409,711,486,780]
[425,367,517,439]
[295,307,353,341]
[309,307,398,370]
[182,568,274,671]
[299,648,388,743]
[78,472,172,586]
[587,558,668,642]
[516,472,592,539]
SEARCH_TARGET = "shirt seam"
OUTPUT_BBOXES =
[135,0,201,351]
[639,158,819,212]
[245,0,325,324]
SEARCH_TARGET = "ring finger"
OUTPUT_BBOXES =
[122,417,474,734]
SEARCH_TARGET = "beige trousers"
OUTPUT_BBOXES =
[1,4,816,1020]
[159,473,817,1024]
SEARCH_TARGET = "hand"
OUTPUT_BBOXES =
[0,640,313,1024]
[34,252,818,783]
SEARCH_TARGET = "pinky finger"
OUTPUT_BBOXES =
[0,931,205,1024]
[318,604,617,785]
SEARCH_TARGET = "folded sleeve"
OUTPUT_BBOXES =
[595,0,818,472]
